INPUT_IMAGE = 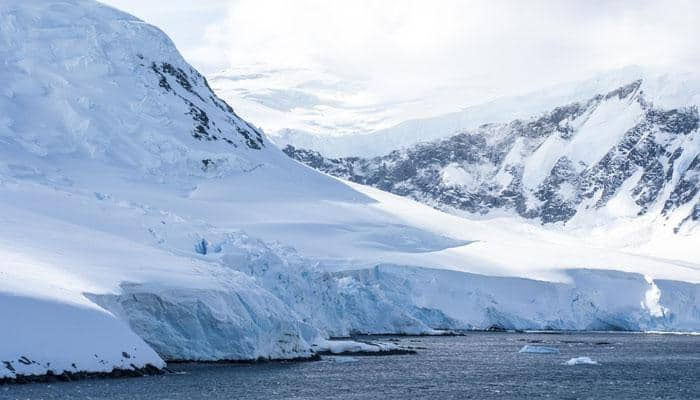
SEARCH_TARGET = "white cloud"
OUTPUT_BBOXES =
[102,0,700,131]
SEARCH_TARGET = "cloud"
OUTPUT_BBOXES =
[102,0,700,121]
[194,1,698,94]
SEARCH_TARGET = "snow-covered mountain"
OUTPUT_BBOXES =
[1,0,699,382]
[285,80,699,235]
[276,66,700,158]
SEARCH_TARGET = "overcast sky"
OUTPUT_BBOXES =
[101,0,700,129]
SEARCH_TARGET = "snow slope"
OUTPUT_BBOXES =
[0,0,699,381]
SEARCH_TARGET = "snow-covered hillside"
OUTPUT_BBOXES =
[1,0,699,382]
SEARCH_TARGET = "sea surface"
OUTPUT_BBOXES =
[2,332,699,399]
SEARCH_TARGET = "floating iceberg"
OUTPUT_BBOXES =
[565,357,599,365]
[312,339,409,355]
[518,345,560,354]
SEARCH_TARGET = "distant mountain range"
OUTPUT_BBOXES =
[217,65,698,158]
[285,80,699,232]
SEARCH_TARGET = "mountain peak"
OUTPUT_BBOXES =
[285,78,699,232]
[604,79,643,101]
[0,0,265,176]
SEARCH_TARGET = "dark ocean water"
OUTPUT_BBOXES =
[2,332,699,400]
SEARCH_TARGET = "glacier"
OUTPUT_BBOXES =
[0,0,699,382]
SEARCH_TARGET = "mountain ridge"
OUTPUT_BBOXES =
[272,66,700,158]
[284,80,699,231]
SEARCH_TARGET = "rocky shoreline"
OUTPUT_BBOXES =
[0,337,419,385]
[0,364,163,385]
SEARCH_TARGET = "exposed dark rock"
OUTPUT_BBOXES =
[486,325,508,332]
[664,155,700,215]
[315,349,417,356]
[0,364,164,385]
[166,354,322,364]
[2,361,15,373]
[148,60,265,150]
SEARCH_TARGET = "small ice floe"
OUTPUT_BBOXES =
[564,357,599,365]
[518,345,560,354]
[645,331,700,336]
[314,339,395,354]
